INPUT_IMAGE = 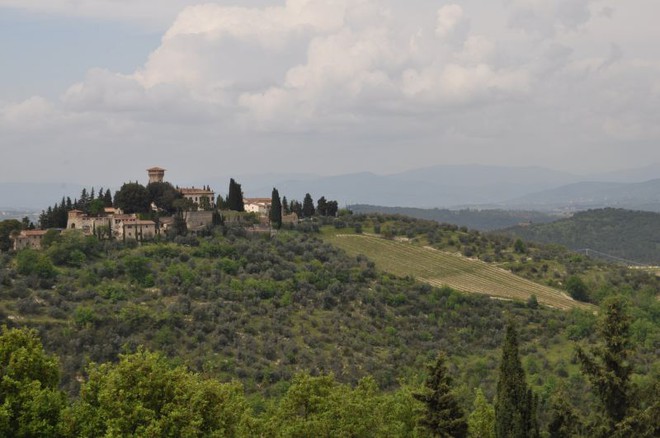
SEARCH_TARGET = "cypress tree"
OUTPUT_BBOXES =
[414,353,468,437]
[282,196,289,215]
[468,388,495,438]
[495,323,537,438]
[270,188,282,229]
[302,193,315,218]
[576,296,632,433]
[548,391,582,438]
[227,178,244,212]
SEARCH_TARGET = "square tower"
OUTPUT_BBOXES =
[147,167,166,184]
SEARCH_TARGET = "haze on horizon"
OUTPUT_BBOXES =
[1,0,659,186]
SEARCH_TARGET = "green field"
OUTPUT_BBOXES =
[325,233,592,310]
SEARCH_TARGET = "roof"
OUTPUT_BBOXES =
[244,198,272,204]
[22,230,49,237]
[147,166,166,172]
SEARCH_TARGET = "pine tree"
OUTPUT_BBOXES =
[414,352,468,437]
[270,188,282,229]
[495,323,538,438]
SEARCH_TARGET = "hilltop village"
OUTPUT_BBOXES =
[11,167,319,251]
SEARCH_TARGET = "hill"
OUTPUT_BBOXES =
[349,205,558,231]
[503,208,660,265]
[504,179,660,212]
[324,233,588,310]
[0,215,658,434]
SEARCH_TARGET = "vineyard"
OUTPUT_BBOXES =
[326,233,592,310]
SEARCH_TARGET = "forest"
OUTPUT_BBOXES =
[0,212,658,436]
[504,208,660,265]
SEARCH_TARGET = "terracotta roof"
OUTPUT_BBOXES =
[22,230,49,237]
[244,198,272,204]
[147,167,166,172]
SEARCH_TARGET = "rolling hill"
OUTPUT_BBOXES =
[503,208,660,265]
[323,233,590,310]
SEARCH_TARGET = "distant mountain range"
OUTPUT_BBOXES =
[229,163,660,212]
[1,163,659,212]
[504,179,660,212]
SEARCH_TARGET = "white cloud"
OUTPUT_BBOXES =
[2,0,660,181]
[435,4,467,40]
[1,96,53,125]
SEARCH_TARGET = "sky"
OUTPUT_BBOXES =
[1,0,659,186]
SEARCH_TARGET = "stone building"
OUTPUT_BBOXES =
[179,187,215,210]
[67,210,156,241]
[12,230,50,250]
[147,167,166,184]
[244,198,272,215]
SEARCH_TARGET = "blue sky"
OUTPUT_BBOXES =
[1,0,659,185]
[0,9,159,101]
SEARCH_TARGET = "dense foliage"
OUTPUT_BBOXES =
[350,205,557,231]
[505,208,660,265]
[0,213,657,436]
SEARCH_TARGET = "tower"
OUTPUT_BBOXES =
[147,167,166,184]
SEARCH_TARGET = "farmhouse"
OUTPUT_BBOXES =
[244,198,272,215]
[67,210,156,241]
[12,229,51,250]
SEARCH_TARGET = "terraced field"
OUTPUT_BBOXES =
[326,233,591,310]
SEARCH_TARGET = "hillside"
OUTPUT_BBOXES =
[503,208,660,265]
[349,205,557,231]
[0,215,658,435]
[324,233,589,310]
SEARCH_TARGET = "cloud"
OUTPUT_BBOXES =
[2,0,660,181]
[507,0,595,37]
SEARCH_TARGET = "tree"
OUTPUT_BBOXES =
[270,188,282,229]
[289,200,302,217]
[216,194,225,210]
[414,353,468,437]
[0,327,65,437]
[513,238,526,254]
[20,216,34,230]
[547,391,582,438]
[0,219,22,252]
[302,193,315,218]
[114,182,150,214]
[147,182,182,214]
[576,296,633,434]
[468,389,495,438]
[102,189,113,207]
[282,196,289,215]
[566,275,590,302]
[317,196,328,216]
[495,323,538,438]
[62,349,249,437]
[227,178,244,212]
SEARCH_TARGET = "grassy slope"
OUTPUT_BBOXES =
[324,232,591,311]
